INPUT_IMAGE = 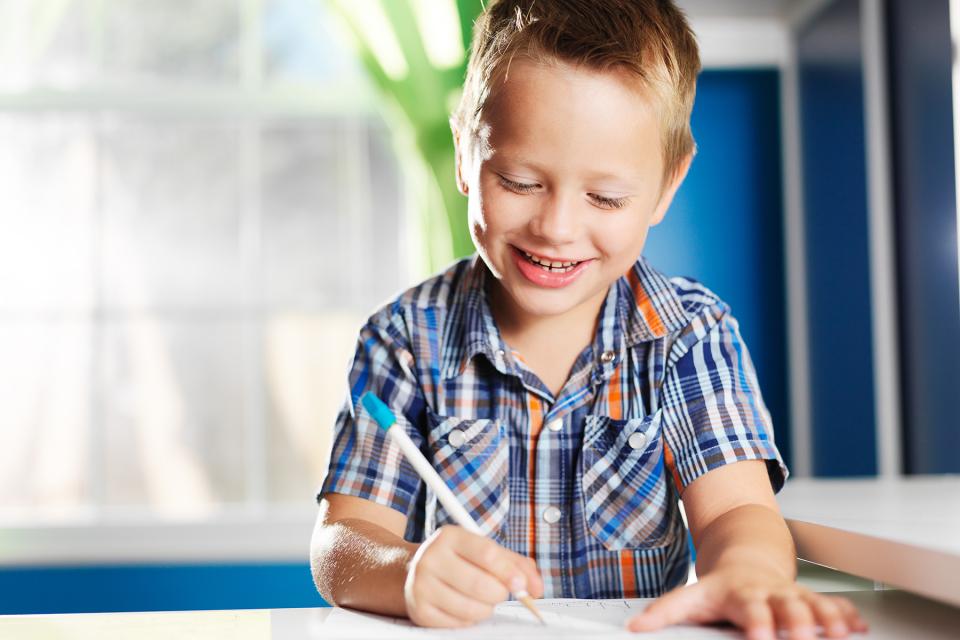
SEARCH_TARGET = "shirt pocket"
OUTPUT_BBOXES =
[580,410,677,551]
[424,408,510,541]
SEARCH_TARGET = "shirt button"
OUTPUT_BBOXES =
[600,350,616,364]
[628,431,648,450]
[447,429,466,448]
[496,349,506,358]
[542,506,562,524]
[546,418,563,432]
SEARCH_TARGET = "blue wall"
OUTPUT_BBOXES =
[646,68,791,469]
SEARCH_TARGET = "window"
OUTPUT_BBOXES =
[0,0,407,522]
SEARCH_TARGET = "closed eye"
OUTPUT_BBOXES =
[588,193,630,209]
[497,175,539,194]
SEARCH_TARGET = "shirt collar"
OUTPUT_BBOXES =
[620,256,691,346]
[443,256,514,380]
[442,255,690,380]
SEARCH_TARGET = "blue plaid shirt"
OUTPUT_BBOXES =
[319,255,787,598]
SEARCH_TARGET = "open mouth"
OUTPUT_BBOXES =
[518,249,583,273]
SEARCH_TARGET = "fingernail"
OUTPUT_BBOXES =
[829,622,848,636]
[510,576,526,592]
[747,629,774,640]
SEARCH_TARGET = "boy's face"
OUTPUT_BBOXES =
[456,58,690,324]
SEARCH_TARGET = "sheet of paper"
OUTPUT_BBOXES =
[284,599,741,639]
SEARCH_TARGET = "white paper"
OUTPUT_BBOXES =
[300,599,741,639]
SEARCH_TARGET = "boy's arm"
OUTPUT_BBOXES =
[310,493,416,616]
[310,493,543,627]
[626,461,868,639]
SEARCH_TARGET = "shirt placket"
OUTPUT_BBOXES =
[528,361,596,597]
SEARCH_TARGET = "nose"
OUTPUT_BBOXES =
[529,191,579,244]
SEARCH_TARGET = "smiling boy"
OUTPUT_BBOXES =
[311,1,867,638]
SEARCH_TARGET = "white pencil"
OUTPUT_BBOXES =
[360,391,545,625]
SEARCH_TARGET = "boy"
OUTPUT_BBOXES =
[311,1,867,638]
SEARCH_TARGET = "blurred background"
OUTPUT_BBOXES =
[0,0,958,615]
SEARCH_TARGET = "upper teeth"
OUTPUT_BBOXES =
[523,251,579,267]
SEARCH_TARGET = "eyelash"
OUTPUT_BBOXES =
[496,175,630,210]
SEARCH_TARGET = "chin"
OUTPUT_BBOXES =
[506,282,592,318]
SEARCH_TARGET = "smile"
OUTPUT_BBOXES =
[510,246,593,289]
[520,250,582,273]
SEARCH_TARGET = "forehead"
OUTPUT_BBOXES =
[479,58,663,180]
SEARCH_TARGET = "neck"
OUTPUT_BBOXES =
[489,283,609,352]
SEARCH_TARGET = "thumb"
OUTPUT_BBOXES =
[626,584,705,632]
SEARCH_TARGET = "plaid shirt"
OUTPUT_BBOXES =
[319,255,787,598]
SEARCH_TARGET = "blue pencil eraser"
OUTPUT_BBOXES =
[361,392,396,431]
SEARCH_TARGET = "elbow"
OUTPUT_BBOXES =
[310,521,343,606]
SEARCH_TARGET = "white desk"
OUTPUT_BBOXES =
[777,475,960,607]
[1,591,959,639]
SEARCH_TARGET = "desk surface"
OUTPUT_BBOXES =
[1,591,959,639]
[777,475,960,607]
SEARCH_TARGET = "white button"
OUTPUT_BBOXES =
[448,429,466,448]
[542,506,562,524]
[600,350,616,364]
[546,418,563,432]
[628,431,648,450]
[496,348,506,358]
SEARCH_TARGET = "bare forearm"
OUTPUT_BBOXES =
[694,503,796,581]
[310,518,419,616]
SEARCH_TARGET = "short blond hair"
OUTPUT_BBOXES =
[451,0,701,185]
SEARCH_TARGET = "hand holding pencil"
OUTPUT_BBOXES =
[361,392,546,627]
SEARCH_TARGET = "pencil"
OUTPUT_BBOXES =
[360,391,546,625]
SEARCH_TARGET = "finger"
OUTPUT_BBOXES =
[444,528,533,596]
[802,593,849,637]
[725,598,775,640]
[423,548,511,605]
[421,573,496,625]
[627,584,705,631]
[769,594,817,640]
[829,595,869,633]
[520,556,545,598]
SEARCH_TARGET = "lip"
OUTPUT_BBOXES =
[514,246,585,264]
[510,245,593,289]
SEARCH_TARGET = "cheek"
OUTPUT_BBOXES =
[593,213,653,259]
[471,182,516,234]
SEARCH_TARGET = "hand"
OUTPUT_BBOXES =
[403,525,544,628]
[625,567,869,639]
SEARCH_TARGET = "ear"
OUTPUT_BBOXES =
[452,125,469,196]
[650,152,693,226]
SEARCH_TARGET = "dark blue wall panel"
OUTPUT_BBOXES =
[0,564,328,615]
[887,0,960,473]
[646,69,791,469]
[797,0,877,476]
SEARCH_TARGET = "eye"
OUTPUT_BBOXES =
[497,175,539,194]
[588,193,630,210]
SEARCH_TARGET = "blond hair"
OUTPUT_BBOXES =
[451,0,701,185]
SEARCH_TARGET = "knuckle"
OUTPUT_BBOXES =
[481,546,501,568]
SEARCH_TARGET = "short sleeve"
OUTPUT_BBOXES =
[316,306,426,517]
[660,303,788,494]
